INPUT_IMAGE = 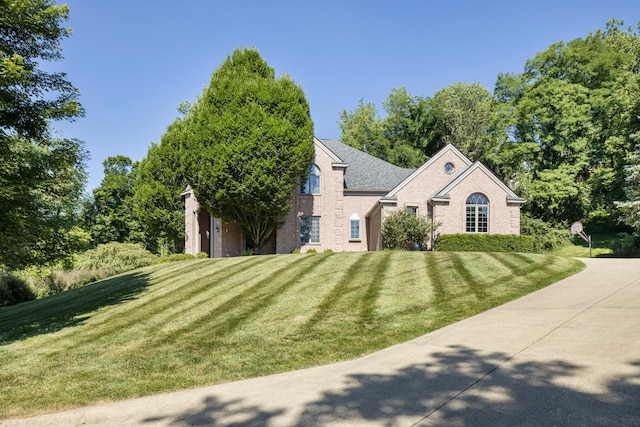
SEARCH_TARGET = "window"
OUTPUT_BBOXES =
[301,164,320,194]
[300,216,320,243]
[466,193,489,233]
[406,206,418,215]
[349,213,360,240]
[444,162,455,174]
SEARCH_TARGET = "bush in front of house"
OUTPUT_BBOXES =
[520,214,572,252]
[76,242,157,276]
[381,209,437,250]
[0,273,36,307]
[434,234,534,253]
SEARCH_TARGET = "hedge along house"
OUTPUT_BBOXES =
[182,138,525,257]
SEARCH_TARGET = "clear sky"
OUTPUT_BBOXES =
[50,0,639,191]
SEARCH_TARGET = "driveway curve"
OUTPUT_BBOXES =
[3,257,639,426]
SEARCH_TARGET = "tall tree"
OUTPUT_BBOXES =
[338,89,426,167]
[0,0,87,268]
[428,82,496,161]
[338,99,390,160]
[0,0,82,139]
[85,156,143,246]
[615,147,640,231]
[0,135,88,268]
[133,142,185,255]
[165,48,314,251]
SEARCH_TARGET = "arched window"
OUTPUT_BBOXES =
[466,193,489,233]
[301,164,320,194]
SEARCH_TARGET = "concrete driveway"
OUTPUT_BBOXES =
[2,257,639,426]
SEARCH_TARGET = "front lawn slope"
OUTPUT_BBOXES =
[0,252,583,418]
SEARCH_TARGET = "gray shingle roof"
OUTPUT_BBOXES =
[319,139,415,192]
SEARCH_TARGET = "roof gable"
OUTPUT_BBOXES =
[432,161,525,203]
[385,144,472,198]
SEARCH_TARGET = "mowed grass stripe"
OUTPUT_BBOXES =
[155,253,333,347]
[302,252,379,331]
[55,256,273,351]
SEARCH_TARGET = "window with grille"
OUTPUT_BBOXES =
[466,193,489,233]
[300,216,320,243]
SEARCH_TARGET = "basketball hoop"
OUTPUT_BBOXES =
[570,221,583,235]
[570,221,592,257]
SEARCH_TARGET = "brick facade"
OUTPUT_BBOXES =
[183,138,524,257]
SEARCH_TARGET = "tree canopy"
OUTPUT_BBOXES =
[164,48,314,250]
[0,0,87,268]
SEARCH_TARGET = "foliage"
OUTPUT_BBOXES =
[434,234,534,253]
[0,0,83,139]
[428,82,496,161]
[381,209,436,250]
[338,84,496,167]
[15,266,107,299]
[493,19,640,225]
[83,156,144,246]
[0,273,35,307]
[305,248,317,254]
[615,149,640,231]
[520,214,572,252]
[0,252,583,417]
[165,48,314,251]
[133,142,185,255]
[610,233,640,257]
[75,242,156,276]
[196,252,209,259]
[0,135,89,268]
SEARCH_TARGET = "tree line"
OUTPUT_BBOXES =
[339,19,640,229]
[2,1,639,271]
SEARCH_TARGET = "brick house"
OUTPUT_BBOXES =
[182,138,524,257]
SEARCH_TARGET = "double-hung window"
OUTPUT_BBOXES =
[300,216,320,244]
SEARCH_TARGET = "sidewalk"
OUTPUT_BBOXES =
[3,258,639,426]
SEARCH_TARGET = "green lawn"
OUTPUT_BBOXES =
[0,252,583,419]
[552,233,617,258]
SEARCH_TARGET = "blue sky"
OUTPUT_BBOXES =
[51,1,639,191]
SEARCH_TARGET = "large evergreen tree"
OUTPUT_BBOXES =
[165,48,314,251]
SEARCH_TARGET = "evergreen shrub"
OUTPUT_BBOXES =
[434,234,534,253]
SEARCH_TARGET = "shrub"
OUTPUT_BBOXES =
[305,248,317,254]
[381,209,437,250]
[611,233,640,257]
[242,249,254,256]
[155,253,195,264]
[291,248,301,254]
[15,266,108,298]
[76,242,157,276]
[434,234,534,253]
[520,214,571,252]
[0,273,35,307]
[196,252,209,259]
[323,249,333,253]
